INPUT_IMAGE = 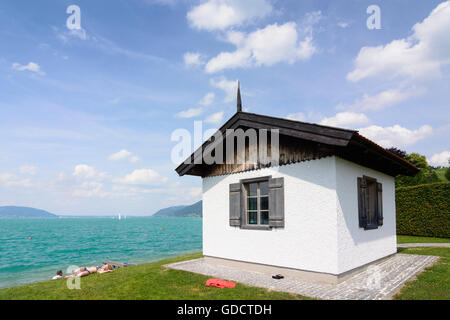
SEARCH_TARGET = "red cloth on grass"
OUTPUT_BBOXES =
[205,278,236,288]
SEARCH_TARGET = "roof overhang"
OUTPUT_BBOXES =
[175,112,419,178]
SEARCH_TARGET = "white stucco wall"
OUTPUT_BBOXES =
[335,157,397,274]
[202,156,397,275]
[202,157,340,275]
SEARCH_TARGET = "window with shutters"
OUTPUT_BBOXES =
[229,176,285,229]
[244,180,269,226]
[358,176,383,230]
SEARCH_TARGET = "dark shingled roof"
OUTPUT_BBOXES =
[175,112,419,178]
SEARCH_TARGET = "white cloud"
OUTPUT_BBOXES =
[199,92,215,106]
[57,27,89,42]
[187,0,272,31]
[73,164,97,179]
[52,165,173,200]
[109,149,132,161]
[12,62,45,75]
[0,173,34,188]
[53,26,163,63]
[338,22,350,29]
[53,170,107,198]
[205,22,317,73]
[205,111,224,124]
[320,112,370,129]
[183,52,205,68]
[72,181,106,198]
[53,172,76,188]
[19,165,38,175]
[68,28,88,41]
[341,87,424,111]
[287,112,307,122]
[428,151,450,167]
[107,183,203,203]
[303,10,323,28]
[288,111,369,129]
[358,124,433,148]
[175,107,204,118]
[348,1,450,82]
[210,77,238,102]
[118,169,168,185]
[1,173,15,183]
[130,156,141,163]
[108,150,142,163]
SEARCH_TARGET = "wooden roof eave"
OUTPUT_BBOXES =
[238,112,356,141]
[175,113,419,178]
[348,134,419,177]
[175,112,358,177]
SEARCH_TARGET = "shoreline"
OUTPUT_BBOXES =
[0,249,201,290]
[0,217,202,290]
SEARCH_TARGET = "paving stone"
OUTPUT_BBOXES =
[166,254,438,300]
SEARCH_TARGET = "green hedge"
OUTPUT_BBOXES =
[396,182,450,238]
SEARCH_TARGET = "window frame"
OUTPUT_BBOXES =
[360,175,383,231]
[364,176,378,230]
[240,176,272,230]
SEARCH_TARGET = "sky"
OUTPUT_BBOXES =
[0,0,449,215]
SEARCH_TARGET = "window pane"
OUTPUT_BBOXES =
[260,211,269,225]
[248,211,258,225]
[260,196,269,210]
[248,198,257,211]
[248,183,258,196]
[260,181,269,196]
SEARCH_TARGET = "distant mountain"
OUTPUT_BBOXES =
[152,205,186,218]
[0,206,58,218]
[153,201,202,218]
[172,201,202,217]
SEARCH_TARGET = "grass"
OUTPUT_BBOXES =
[1,247,448,300]
[394,247,450,300]
[397,235,450,244]
[0,253,308,300]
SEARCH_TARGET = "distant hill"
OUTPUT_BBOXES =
[152,205,186,218]
[0,206,58,218]
[153,201,202,218]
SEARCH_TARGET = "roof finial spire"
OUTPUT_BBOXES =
[237,80,242,113]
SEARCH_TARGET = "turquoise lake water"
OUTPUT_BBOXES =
[0,218,202,289]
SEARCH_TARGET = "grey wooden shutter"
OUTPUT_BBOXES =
[229,183,241,226]
[358,177,369,228]
[376,183,383,226]
[269,177,285,228]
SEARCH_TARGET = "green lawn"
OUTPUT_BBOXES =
[1,248,448,300]
[0,253,307,300]
[394,247,450,300]
[397,235,450,244]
